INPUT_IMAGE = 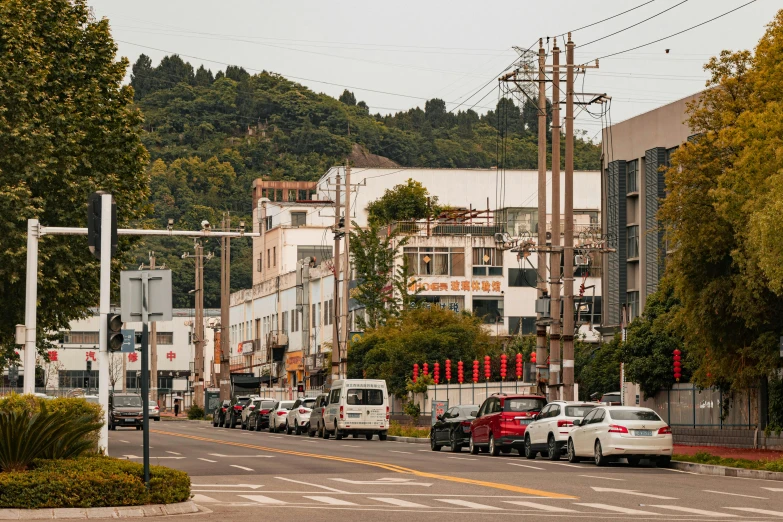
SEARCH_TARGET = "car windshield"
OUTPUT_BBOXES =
[260,401,275,409]
[504,398,546,412]
[236,397,250,403]
[346,389,384,406]
[565,405,596,417]
[114,396,142,407]
[301,399,316,408]
[609,409,662,421]
[459,406,479,417]
[279,401,295,409]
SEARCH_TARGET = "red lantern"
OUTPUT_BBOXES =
[515,353,523,380]
[500,354,507,380]
[673,349,681,382]
[413,363,419,383]
[457,361,464,384]
[484,355,491,381]
[445,359,452,382]
[530,351,537,364]
[433,362,440,385]
[423,362,429,377]
[473,360,479,383]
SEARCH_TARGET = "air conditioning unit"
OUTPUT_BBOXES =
[575,255,591,266]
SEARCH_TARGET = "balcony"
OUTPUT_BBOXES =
[267,331,288,348]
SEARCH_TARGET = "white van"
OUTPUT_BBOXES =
[322,379,389,440]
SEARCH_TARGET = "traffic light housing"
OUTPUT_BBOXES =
[297,384,305,394]
[87,191,118,261]
[107,314,123,352]
[86,360,92,372]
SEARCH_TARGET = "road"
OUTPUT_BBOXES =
[107,421,783,521]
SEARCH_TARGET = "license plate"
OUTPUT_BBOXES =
[634,430,652,436]
[462,426,471,433]
[347,413,361,419]
[124,419,134,423]
[519,419,532,425]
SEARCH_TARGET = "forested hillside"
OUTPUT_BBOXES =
[127,54,602,308]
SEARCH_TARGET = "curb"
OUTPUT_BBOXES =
[671,460,783,481]
[0,501,199,520]
[387,436,429,444]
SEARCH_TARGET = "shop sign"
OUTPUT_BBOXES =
[408,280,502,293]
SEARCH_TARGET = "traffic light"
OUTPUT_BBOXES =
[87,191,118,261]
[297,384,305,394]
[86,360,92,372]
[107,314,123,352]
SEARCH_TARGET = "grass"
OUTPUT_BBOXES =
[674,451,783,473]
[388,420,430,438]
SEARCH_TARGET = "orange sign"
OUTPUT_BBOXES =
[408,280,502,293]
[286,351,304,371]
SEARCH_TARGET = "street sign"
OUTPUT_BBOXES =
[431,400,448,426]
[121,329,135,353]
[120,270,173,323]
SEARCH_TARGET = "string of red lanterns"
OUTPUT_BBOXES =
[412,355,538,384]
[445,359,452,383]
[457,361,464,384]
[473,359,479,383]
[515,353,523,380]
[412,363,419,383]
[500,354,507,380]
[433,361,440,385]
[673,349,681,382]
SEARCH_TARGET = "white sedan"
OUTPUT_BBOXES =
[268,400,295,432]
[524,400,596,460]
[567,406,673,466]
[286,397,317,435]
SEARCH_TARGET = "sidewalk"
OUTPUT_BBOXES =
[674,444,783,462]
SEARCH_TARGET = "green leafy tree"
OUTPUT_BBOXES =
[574,335,622,401]
[0,0,149,365]
[339,89,357,106]
[366,179,437,226]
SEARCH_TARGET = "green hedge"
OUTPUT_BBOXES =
[0,394,103,448]
[0,456,190,508]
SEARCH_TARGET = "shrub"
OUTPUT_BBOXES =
[388,420,430,438]
[0,456,191,508]
[187,405,205,420]
[403,401,421,425]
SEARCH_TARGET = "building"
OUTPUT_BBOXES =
[601,92,702,327]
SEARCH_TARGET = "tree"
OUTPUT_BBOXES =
[0,0,150,363]
[108,353,124,392]
[365,179,437,226]
[130,54,155,100]
[339,89,357,106]
[574,335,622,401]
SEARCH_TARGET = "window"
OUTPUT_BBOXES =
[565,405,596,417]
[504,397,547,412]
[156,332,173,345]
[265,216,273,231]
[346,388,384,405]
[403,247,464,276]
[267,249,271,268]
[472,247,503,276]
[509,317,536,335]
[548,404,561,418]
[188,332,193,345]
[508,268,537,287]
[590,409,605,424]
[291,310,296,333]
[59,370,98,389]
[298,245,332,265]
[581,409,597,425]
[158,376,173,392]
[626,291,639,322]
[329,388,341,404]
[626,159,639,193]
[282,311,289,334]
[291,212,306,227]
[61,331,100,345]
[311,304,316,327]
[665,146,678,168]
[609,409,661,421]
[257,257,263,273]
[627,225,639,259]
[473,297,503,324]
[502,207,538,236]
[273,246,276,267]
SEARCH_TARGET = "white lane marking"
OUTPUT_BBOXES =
[239,495,286,505]
[437,499,502,510]
[208,453,273,458]
[726,507,783,516]
[331,478,432,487]
[574,503,661,515]
[191,484,263,489]
[119,440,130,443]
[165,451,181,455]
[370,497,427,508]
[763,488,783,492]
[504,501,577,512]
[447,456,478,461]
[191,494,219,503]
[197,458,217,463]
[703,490,768,499]
[230,465,254,471]
[275,477,348,493]
[508,463,545,471]
[651,505,738,517]
[304,496,357,506]
[659,467,697,475]
[341,445,361,448]
[579,475,623,481]
[418,449,430,452]
[122,455,184,459]
[389,450,413,455]
[591,487,677,499]
[537,461,582,469]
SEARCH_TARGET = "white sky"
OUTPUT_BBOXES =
[89,0,779,141]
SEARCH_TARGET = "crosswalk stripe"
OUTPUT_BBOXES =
[304,496,357,506]
[370,497,427,508]
[650,505,737,517]
[725,507,783,517]
[437,499,502,510]
[191,494,219,503]
[239,495,287,505]
[574,503,661,515]
[504,501,577,512]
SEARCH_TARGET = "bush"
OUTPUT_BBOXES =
[388,420,430,438]
[674,451,783,473]
[187,405,204,420]
[0,456,190,508]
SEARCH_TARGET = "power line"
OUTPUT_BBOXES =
[559,0,659,36]
[579,0,690,48]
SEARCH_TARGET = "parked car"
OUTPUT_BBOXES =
[307,394,329,437]
[213,399,231,427]
[240,398,261,429]
[469,394,547,456]
[268,400,296,432]
[247,399,276,431]
[323,379,389,440]
[430,404,479,452]
[567,406,673,466]
[224,396,252,428]
[149,400,161,421]
[286,396,317,435]
[524,400,596,460]
[83,395,99,404]
[599,392,622,405]
[108,393,144,430]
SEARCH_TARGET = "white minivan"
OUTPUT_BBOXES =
[322,379,389,440]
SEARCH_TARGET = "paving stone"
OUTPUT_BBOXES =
[114,508,143,519]
[85,508,117,520]
[162,502,197,516]
[52,510,86,520]
[137,507,164,518]
[17,510,53,520]
[0,510,20,520]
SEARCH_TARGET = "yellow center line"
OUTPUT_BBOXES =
[151,429,577,499]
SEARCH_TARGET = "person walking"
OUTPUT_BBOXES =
[174,398,180,417]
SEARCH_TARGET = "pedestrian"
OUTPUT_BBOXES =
[174,398,180,417]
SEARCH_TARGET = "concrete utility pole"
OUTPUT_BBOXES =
[535,38,548,393]
[194,242,205,408]
[562,33,576,401]
[220,213,231,401]
[549,39,562,402]
[340,164,351,379]
[332,172,342,382]
[138,252,159,404]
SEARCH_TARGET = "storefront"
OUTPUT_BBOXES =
[285,350,304,387]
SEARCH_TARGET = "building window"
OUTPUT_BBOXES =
[508,268,537,288]
[473,298,504,324]
[257,257,263,273]
[267,249,271,268]
[627,225,640,259]
[403,247,464,277]
[291,212,306,227]
[156,332,173,345]
[297,245,332,266]
[273,246,276,267]
[265,216,273,231]
[282,311,288,334]
[472,247,503,276]
[509,317,537,335]
[157,376,173,393]
[626,292,639,323]
[61,331,100,345]
[665,146,678,168]
[290,309,300,333]
[501,207,538,236]
[626,159,639,193]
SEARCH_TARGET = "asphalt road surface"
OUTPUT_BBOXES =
[105,421,783,521]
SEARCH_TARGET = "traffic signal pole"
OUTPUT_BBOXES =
[98,193,112,452]
[22,219,39,396]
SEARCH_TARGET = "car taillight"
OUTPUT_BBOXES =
[221,407,226,412]
[234,405,243,410]
[460,421,471,427]
[386,406,390,420]
[658,426,672,435]
[557,420,574,428]
[340,405,344,420]
[608,424,629,433]
[260,409,270,414]
[299,408,308,414]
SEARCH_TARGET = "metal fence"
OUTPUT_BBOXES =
[397,381,542,416]
[641,383,758,428]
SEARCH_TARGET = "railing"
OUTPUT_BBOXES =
[641,383,758,428]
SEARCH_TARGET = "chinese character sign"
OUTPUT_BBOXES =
[408,279,502,293]
[47,351,58,362]
[166,351,176,361]
[85,351,96,362]
[128,352,138,363]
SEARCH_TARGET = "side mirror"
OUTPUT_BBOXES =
[572,419,582,427]
[531,414,538,420]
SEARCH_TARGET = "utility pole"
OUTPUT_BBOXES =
[138,252,159,404]
[183,242,212,408]
[340,163,351,380]
[332,172,342,382]
[549,39,562,402]
[562,33,576,401]
[535,38,548,394]
[219,214,231,401]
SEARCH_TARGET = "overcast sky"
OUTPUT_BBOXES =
[89,0,779,141]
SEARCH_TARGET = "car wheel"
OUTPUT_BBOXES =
[335,423,343,440]
[365,433,373,441]
[656,456,671,467]
[567,439,581,463]
[285,421,292,435]
[295,423,302,436]
[627,456,641,466]
[469,435,479,455]
[449,431,461,453]
[488,433,500,456]
[594,440,608,466]
[430,433,441,451]
[212,415,218,427]
[524,435,537,459]
[378,431,387,441]
[268,421,274,433]
[308,426,316,437]
[322,423,330,439]
[547,435,561,461]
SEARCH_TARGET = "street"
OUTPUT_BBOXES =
[108,422,783,521]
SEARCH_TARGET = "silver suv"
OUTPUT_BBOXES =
[307,394,329,437]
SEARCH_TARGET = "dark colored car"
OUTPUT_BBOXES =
[213,399,231,427]
[469,394,547,456]
[224,396,251,428]
[108,393,144,430]
[430,404,479,452]
[247,399,277,431]
[599,392,622,406]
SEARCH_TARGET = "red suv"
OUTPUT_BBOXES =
[469,394,547,456]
